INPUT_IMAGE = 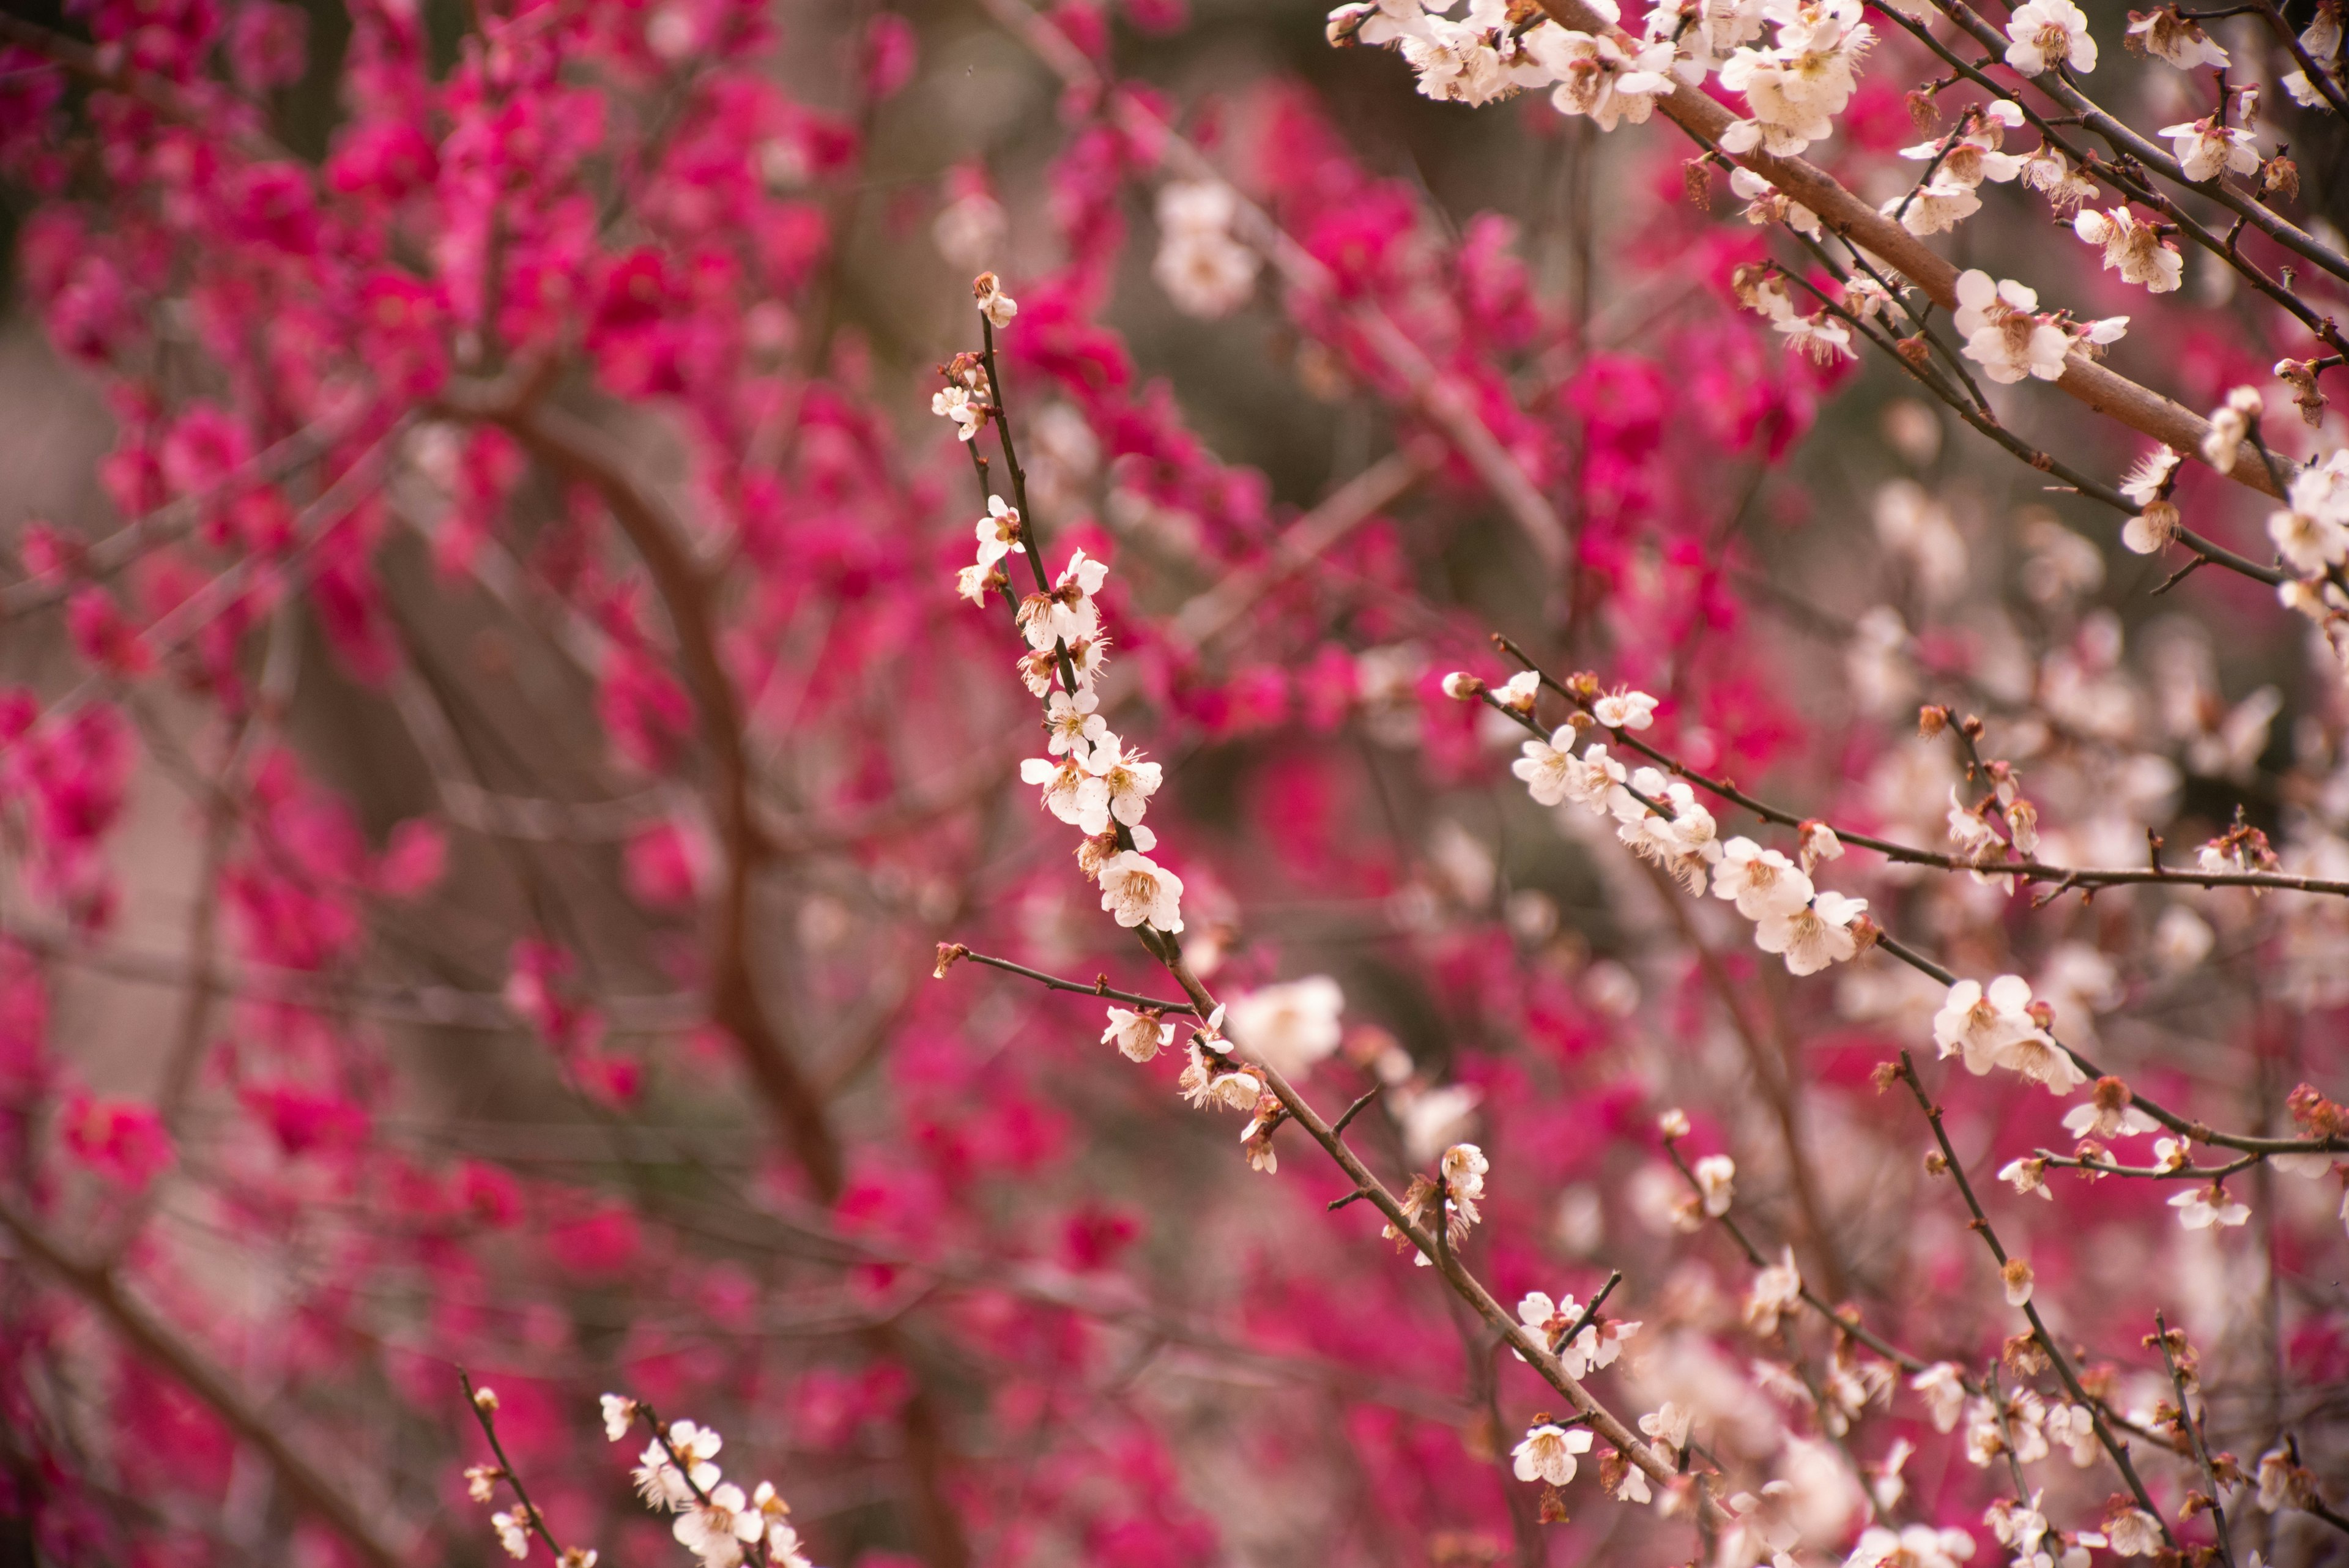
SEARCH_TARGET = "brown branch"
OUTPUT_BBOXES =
[440,384,971,1568]
[974,0,1574,571]
[1641,861,1852,1302]
[1166,438,1445,653]
[1531,0,2293,499]
[0,1195,406,1568]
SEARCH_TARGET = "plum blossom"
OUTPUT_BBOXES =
[1998,1156,2052,1199]
[1152,181,1261,318]
[1731,166,1825,238]
[1592,687,1658,729]
[1020,754,1091,827]
[931,384,985,441]
[492,1509,533,1559]
[1529,28,1675,129]
[1754,890,1868,975]
[2126,6,2229,67]
[1102,1006,1174,1062]
[1097,850,1184,931]
[2020,141,2099,211]
[1641,1401,1692,1455]
[2158,116,2259,182]
[601,1394,639,1441]
[1513,726,1583,805]
[2268,463,2349,575]
[1746,1246,1803,1334]
[1512,1420,1594,1484]
[2169,1181,2250,1228]
[674,1484,764,1568]
[1712,838,1814,919]
[2063,1076,2160,1139]
[1045,689,1107,760]
[1226,976,1345,1079]
[1846,1524,1978,1568]
[2004,0,2096,75]
[633,1422,722,1509]
[1889,177,1981,237]
[973,271,1017,328]
[974,496,1023,569]
[2073,207,2183,293]
[1693,1153,1737,1215]
[1076,740,1162,833]
[1953,270,2069,384]
[1933,975,2043,1075]
[1912,1362,1967,1432]
[1493,670,1540,712]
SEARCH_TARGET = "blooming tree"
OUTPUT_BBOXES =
[1,0,2347,1564]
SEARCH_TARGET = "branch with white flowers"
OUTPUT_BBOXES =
[1889,1053,2181,1553]
[460,1375,596,1567]
[929,278,1730,1523]
[1460,652,2349,1169]
[1486,635,2349,899]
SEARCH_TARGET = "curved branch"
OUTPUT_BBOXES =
[1532,0,2293,499]
[0,1195,406,1568]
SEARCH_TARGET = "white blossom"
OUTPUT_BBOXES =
[973,271,1018,329]
[931,384,985,442]
[1102,1006,1174,1062]
[2074,207,2183,293]
[2158,116,2260,182]
[1745,1246,1804,1334]
[633,1422,722,1510]
[1847,1524,1978,1568]
[1755,890,1868,975]
[1098,850,1184,931]
[1152,187,1261,321]
[1530,28,1675,128]
[492,1510,533,1560]
[1226,976,1346,1079]
[601,1394,638,1442]
[673,1484,763,1568]
[1512,1421,1594,1485]
[2170,1181,2251,1228]
[2126,6,2229,67]
[1694,1153,1737,1215]
[1076,739,1162,833]
[1513,726,1583,805]
[1045,688,1106,760]
[2004,0,2096,75]
[1953,270,2069,384]
[974,496,1024,570]
[1933,975,2043,1076]
[1912,1362,1967,1432]
[1593,687,1658,729]
[1713,838,1815,919]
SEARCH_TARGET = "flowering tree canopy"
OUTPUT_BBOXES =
[1,0,2348,1566]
